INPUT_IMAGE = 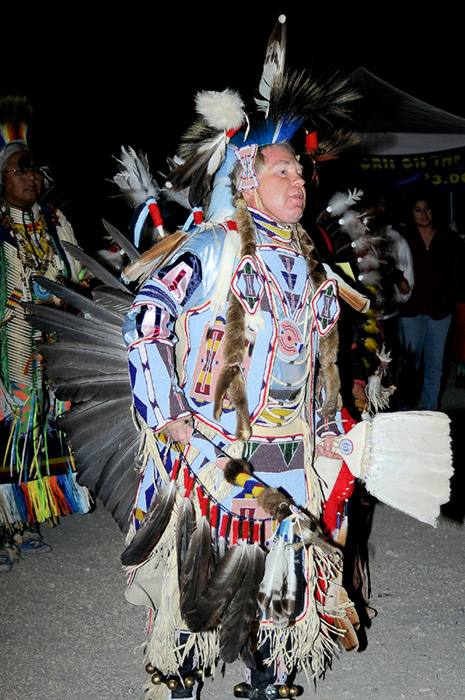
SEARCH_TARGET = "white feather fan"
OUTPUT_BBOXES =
[339,411,453,526]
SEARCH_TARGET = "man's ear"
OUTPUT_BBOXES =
[241,188,257,207]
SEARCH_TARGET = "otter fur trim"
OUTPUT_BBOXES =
[256,487,294,522]
[295,224,342,418]
[223,458,253,485]
[213,200,256,440]
[213,301,251,441]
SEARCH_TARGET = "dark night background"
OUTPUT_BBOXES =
[3,7,464,248]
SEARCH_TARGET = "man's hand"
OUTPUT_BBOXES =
[315,436,343,460]
[161,417,193,445]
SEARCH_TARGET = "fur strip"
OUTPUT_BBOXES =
[256,487,293,521]
[295,224,342,418]
[223,458,253,485]
[213,200,257,440]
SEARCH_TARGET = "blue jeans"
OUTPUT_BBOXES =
[397,314,451,410]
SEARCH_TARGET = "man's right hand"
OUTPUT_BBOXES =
[160,417,193,445]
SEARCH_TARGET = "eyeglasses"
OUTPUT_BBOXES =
[3,166,45,179]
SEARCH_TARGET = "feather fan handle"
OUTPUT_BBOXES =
[223,459,294,521]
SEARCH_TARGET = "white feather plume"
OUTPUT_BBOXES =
[257,534,290,626]
[113,146,160,207]
[357,269,382,286]
[195,89,245,131]
[326,188,363,216]
[356,252,383,272]
[338,208,366,233]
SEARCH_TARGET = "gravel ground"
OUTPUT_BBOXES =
[1,370,463,700]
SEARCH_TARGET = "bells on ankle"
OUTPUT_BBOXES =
[145,663,200,691]
[234,682,301,698]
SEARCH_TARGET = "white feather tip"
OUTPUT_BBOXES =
[195,90,245,131]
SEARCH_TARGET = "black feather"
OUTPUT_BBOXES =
[179,514,213,618]
[40,343,128,378]
[184,541,251,632]
[176,496,196,589]
[32,276,125,326]
[102,218,140,263]
[121,480,177,566]
[61,241,131,292]
[23,303,125,347]
[92,286,134,316]
[219,542,265,663]
[52,374,130,403]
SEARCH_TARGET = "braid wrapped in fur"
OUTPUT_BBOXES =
[213,199,256,440]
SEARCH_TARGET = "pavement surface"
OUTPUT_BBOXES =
[1,367,464,700]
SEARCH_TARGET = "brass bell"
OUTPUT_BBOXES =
[278,685,290,698]
[234,684,246,693]
[184,676,195,688]
[145,663,156,675]
[167,678,179,690]
[151,673,163,686]
[289,686,299,697]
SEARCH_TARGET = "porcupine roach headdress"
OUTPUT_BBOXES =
[0,95,33,184]
[116,15,359,438]
[0,94,31,148]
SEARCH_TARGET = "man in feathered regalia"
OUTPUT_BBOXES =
[23,16,453,700]
[0,95,91,569]
[119,16,365,700]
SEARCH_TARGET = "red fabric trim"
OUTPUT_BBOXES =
[321,408,357,533]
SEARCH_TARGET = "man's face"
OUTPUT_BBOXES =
[243,144,306,224]
[2,150,42,208]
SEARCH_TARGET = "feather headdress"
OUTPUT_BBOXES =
[165,15,358,222]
